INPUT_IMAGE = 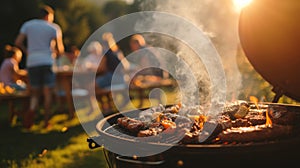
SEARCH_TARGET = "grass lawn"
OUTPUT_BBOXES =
[0,87,179,168]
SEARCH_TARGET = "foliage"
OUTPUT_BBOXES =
[0,0,40,54]
[129,0,156,11]
[42,0,107,48]
[54,2,93,48]
[102,0,129,20]
[0,0,41,68]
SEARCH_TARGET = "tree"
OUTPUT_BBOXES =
[0,0,40,49]
[102,0,129,20]
[0,0,41,68]
[43,0,106,48]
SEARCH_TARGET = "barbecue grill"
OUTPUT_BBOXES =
[87,0,300,167]
[88,103,300,167]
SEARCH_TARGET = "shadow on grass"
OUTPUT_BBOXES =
[63,148,108,168]
[0,122,80,158]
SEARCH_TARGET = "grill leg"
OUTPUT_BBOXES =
[272,86,284,103]
[272,93,283,103]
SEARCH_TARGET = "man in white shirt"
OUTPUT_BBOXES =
[15,5,65,128]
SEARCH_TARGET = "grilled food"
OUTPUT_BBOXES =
[116,101,297,144]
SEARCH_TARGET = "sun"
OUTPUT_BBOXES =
[232,0,253,11]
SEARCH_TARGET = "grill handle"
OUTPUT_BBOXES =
[116,156,165,166]
[87,136,102,149]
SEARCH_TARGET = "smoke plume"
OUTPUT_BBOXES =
[135,0,242,107]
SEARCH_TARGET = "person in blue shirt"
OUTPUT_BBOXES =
[15,5,65,128]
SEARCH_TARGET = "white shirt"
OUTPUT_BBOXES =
[20,19,62,67]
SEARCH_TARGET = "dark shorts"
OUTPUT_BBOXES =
[28,65,55,88]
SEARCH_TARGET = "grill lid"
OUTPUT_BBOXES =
[238,0,300,102]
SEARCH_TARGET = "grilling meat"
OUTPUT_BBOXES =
[244,111,266,125]
[116,101,298,144]
[117,117,145,133]
[218,124,293,142]
[217,104,296,143]
[138,126,164,137]
[222,100,250,119]
[269,105,298,125]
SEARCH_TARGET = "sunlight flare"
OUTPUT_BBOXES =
[233,0,253,11]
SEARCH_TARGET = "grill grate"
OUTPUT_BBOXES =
[103,124,184,144]
[100,103,300,146]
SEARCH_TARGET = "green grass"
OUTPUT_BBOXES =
[0,109,107,168]
[0,88,179,168]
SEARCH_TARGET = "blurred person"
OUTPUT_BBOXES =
[57,45,80,68]
[0,45,27,90]
[95,32,129,89]
[15,5,65,128]
[80,41,105,113]
[65,45,80,65]
[129,34,170,106]
[102,32,130,73]
[129,34,168,79]
[56,54,71,69]
[83,41,105,72]
[96,32,131,109]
